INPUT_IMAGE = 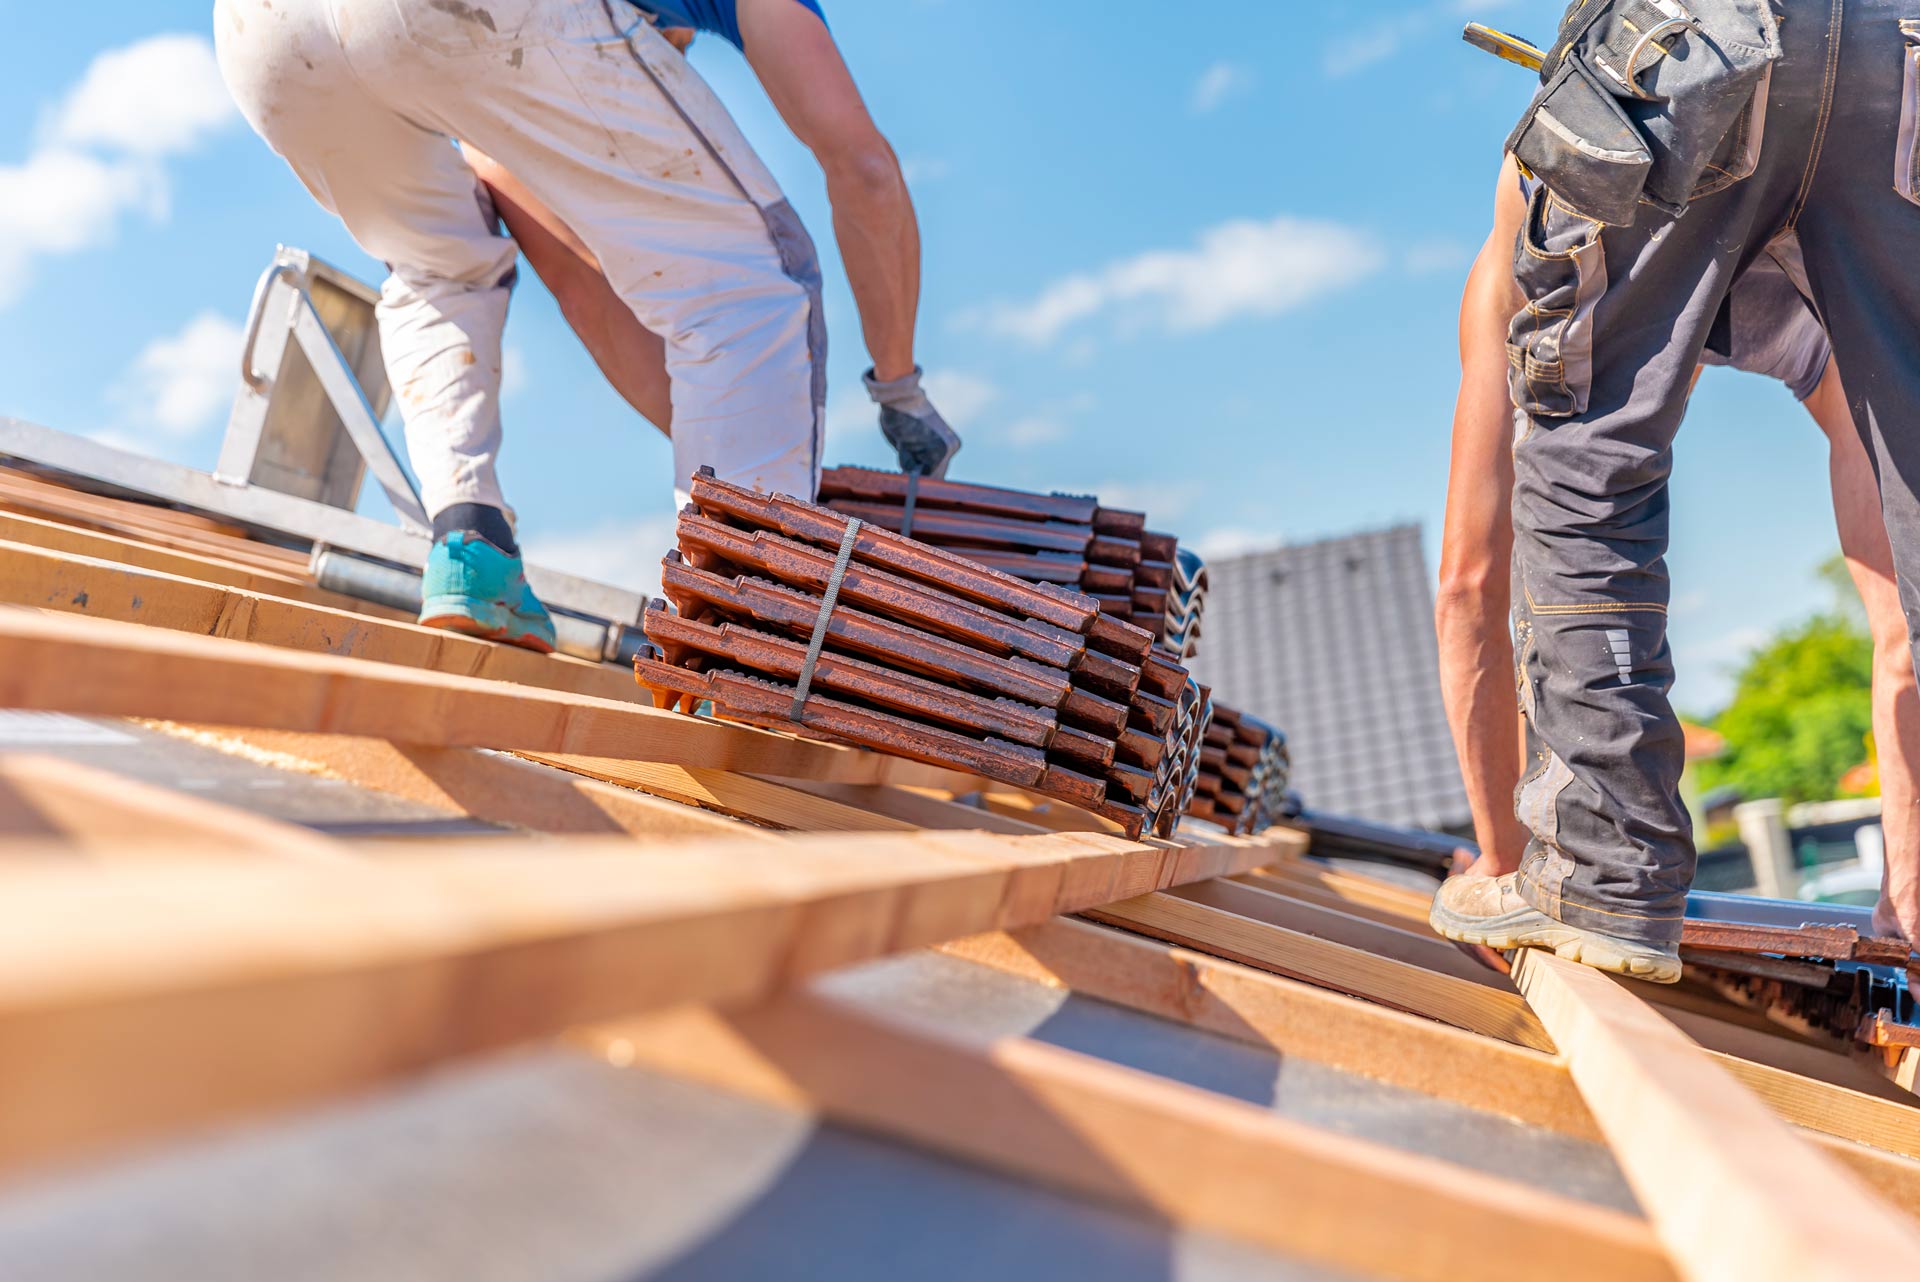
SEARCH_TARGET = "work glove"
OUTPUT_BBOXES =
[865,366,962,478]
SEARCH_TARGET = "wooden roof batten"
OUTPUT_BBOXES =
[0,469,1915,1282]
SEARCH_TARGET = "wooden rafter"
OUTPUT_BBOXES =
[141,724,764,841]
[0,607,975,789]
[1513,948,1920,1280]
[939,920,1920,1218]
[1087,890,1558,1051]
[0,536,640,703]
[592,988,1675,1282]
[0,508,405,618]
[0,824,1292,1175]
[0,754,350,860]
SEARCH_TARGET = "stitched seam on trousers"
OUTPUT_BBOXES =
[1789,0,1846,226]
[600,0,757,206]
[1523,585,1668,616]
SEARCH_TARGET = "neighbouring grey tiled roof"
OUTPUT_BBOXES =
[1187,525,1471,832]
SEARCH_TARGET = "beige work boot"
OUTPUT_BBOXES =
[1430,872,1682,984]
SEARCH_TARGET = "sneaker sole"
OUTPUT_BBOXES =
[419,612,557,656]
[1430,901,1682,984]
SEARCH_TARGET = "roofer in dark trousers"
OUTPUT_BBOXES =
[1430,0,1920,979]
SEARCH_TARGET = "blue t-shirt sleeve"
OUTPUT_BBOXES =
[627,1,826,52]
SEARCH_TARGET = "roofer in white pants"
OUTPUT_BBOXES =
[214,0,958,651]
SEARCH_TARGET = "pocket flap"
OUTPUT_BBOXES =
[1508,63,1653,225]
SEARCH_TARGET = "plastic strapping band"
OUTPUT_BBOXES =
[789,517,862,721]
[901,469,922,540]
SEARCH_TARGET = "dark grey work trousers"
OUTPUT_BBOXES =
[1508,0,1920,944]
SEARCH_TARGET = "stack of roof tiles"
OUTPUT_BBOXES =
[814,469,1287,837]
[1188,702,1291,836]
[817,467,1203,655]
[634,469,1207,838]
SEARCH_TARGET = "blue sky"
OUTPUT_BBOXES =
[0,1,1852,710]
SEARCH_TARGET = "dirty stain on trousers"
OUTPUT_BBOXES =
[1506,0,1920,943]
[213,0,825,518]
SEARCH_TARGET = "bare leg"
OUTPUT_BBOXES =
[1807,362,1920,940]
[1436,154,1533,877]
[461,144,673,436]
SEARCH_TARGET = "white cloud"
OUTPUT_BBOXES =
[113,311,246,438]
[1193,527,1284,560]
[1091,480,1205,523]
[502,345,529,397]
[1004,416,1071,448]
[825,388,871,443]
[47,34,237,157]
[827,369,997,449]
[1190,62,1254,114]
[965,215,1386,346]
[0,34,236,308]
[522,514,680,600]
[0,150,162,304]
[921,369,997,427]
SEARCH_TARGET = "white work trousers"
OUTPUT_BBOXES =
[213,0,825,518]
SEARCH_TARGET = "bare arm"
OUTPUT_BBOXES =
[460,143,675,435]
[1437,155,1534,876]
[1807,362,1920,941]
[739,0,919,381]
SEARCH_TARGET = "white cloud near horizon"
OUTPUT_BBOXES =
[522,513,680,599]
[1189,62,1254,114]
[827,368,999,446]
[0,34,237,308]
[963,215,1387,346]
[923,369,998,425]
[111,311,246,439]
[46,34,238,155]
[1192,527,1285,560]
[1088,479,1205,524]
[502,345,530,398]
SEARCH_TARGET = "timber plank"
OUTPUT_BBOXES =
[1167,877,1506,987]
[1236,867,1438,931]
[941,918,1594,1135]
[0,508,406,619]
[147,726,763,841]
[761,778,1050,835]
[0,826,1289,1175]
[517,753,922,833]
[1512,948,1920,1282]
[1087,891,1559,1052]
[596,989,1675,1282]
[938,920,1920,1218]
[0,608,973,789]
[1244,858,1437,924]
[0,537,640,704]
[0,754,350,861]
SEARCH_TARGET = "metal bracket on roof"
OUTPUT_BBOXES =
[219,247,428,534]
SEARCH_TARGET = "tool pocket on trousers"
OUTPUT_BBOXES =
[1612,0,1779,213]
[1516,749,1575,853]
[1897,21,1920,207]
[390,0,563,56]
[1507,184,1608,419]
[1505,59,1654,226]
[1687,63,1770,202]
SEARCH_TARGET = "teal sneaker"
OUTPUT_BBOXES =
[419,532,557,654]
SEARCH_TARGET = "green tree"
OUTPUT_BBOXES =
[1694,608,1874,806]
